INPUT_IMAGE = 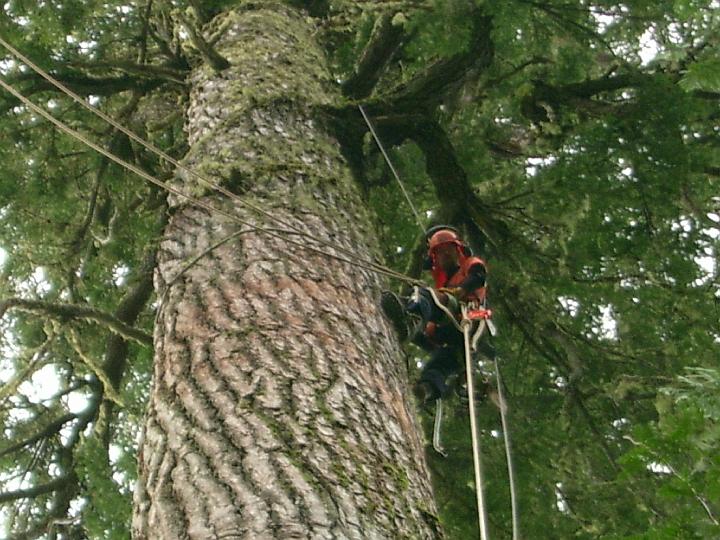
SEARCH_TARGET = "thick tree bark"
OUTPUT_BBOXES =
[132,5,439,539]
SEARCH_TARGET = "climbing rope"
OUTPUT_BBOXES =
[0,36,421,288]
[461,304,491,540]
[425,287,463,331]
[358,104,425,233]
[424,285,520,540]
[0,75,421,288]
[421,284,492,538]
[495,360,520,540]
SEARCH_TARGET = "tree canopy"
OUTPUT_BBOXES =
[0,0,718,538]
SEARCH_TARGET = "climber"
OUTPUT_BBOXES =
[406,225,488,404]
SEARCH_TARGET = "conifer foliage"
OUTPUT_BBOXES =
[0,0,718,538]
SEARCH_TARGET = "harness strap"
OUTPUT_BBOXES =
[423,286,520,540]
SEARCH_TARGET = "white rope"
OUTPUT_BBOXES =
[418,287,521,539]
[421,288,489,536]
[425,287,463,332]
[358,104,425,232]
[461,306,490,540]
[0,36,519,537]
[495,360,520,540]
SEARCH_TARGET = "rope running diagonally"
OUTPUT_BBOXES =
[0,75,419,286]
[0,35,419,287]
[1,39,522,538]
[358,104,425,233]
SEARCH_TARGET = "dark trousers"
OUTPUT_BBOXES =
[420,345,462,399]
[409,288,464,399]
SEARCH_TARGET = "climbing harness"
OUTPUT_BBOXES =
[422,286,519,540]
[0,35,521,540]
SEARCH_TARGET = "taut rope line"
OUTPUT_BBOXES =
[358,104,425,233]
[0,75,418,286]
[0,36,419,287]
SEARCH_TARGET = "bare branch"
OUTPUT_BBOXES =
[0,413,78,459]
[0,475,74,504]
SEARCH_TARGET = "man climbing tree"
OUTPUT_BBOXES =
[399,225,489,404]
[1,1,719,539]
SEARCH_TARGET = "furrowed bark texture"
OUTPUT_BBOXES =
[132,5,439,539]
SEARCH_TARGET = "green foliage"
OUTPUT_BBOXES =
[0,0,719,537]
[615,368,720,538]
[76,438,132,540]
[680,59,720,92]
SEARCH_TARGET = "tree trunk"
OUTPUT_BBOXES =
[132,5,439,539]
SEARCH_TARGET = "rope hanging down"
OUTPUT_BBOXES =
[426,285,521,540]
[495,360,520,540]
[432,398,448,457]
[0,36,419,288]
[461,305,491,540]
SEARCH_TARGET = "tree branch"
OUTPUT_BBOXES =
[693,90,720,100]
[520,72,649,124]
[377,9,494,112]
[95,238,162,446]
[6,70,167,97]
[67,329,124,407]
[0,475,74,504]
[0,298,153,346]
[368,113,513,251]
[342,11,408,99]
[0,335,54,404]
[0,414,78,459]
[176,12,230,72]
[66,59,187,84]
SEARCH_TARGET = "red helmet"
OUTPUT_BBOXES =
[427,229,462,251]
[423,226,471,270]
